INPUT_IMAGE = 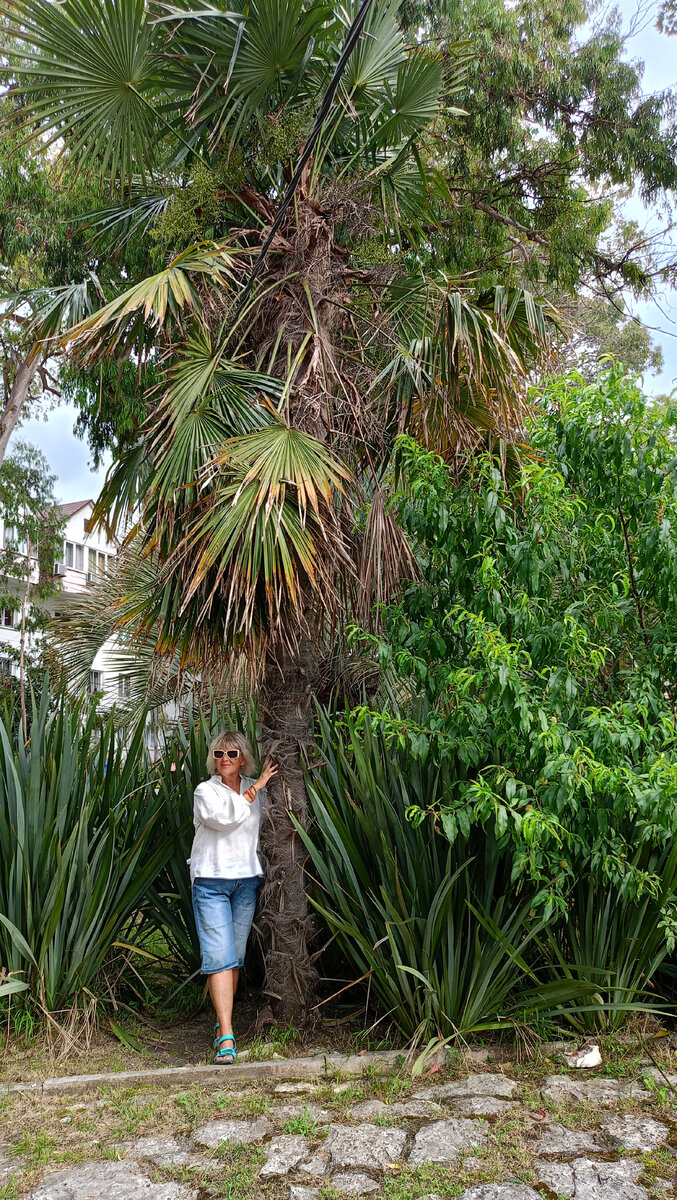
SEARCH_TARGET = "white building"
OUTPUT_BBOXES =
[0,499,126,707]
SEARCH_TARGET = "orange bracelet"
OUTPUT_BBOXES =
[244,787,256,804]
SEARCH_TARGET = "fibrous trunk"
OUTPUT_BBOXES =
[257,636,319,1025]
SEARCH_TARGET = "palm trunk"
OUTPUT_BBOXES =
[257,636,319,1025]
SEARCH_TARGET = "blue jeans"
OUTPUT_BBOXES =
[192,876,260,975]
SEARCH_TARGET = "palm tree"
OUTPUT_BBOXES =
[3,0,558,1020]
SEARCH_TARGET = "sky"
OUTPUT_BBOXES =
[10,0,677,504]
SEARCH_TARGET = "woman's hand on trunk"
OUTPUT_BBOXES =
[255,758,279,791]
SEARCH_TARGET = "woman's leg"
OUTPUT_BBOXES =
[208,968,237,1035]
[230,877,260,973]
[192,878,240,1040]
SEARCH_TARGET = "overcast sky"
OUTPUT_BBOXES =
[11,0,677,505]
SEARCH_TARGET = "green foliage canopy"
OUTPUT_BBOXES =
[356,368,677,939]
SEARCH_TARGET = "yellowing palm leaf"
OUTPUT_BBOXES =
[61,244,244,359]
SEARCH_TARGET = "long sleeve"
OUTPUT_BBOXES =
[193,780,250,832]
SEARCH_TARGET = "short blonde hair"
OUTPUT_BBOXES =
[207,730,256,776]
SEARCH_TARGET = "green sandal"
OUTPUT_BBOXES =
[214,1034,236,1064]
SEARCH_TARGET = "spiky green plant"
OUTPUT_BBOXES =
[0,686,171,1014]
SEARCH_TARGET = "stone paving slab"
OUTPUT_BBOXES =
[446,1096,518,1116]
[462,1188,544,1200]
[28,1161,198,1200]
[409,1117,487,1164]
[600,1113,671,1151]
[541,1075,651,1106]
[536,1156,648,1200]
[299,1155,329,1177]
[330,1171,381,1194]
[260,1133,309,1176]
[132,1136,192,1166]
[274,1103,332,1123]
[535,1123,605,1158]
[192,1116,273,1148]
[325,1123,407,1170]
[414,1073,517,1102]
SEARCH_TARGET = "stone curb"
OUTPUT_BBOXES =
[0,1049,405,1099]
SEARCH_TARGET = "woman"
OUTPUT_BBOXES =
[190,730,278,1064]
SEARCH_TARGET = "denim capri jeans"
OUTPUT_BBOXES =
[192,876,260,974]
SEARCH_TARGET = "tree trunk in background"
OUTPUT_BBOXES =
[0,353,40,467]
[258,637,320,1026]
[19,585,28,741]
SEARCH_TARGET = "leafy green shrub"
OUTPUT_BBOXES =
[300,368,677,1038]
[300,712,595,1040]
[359,368,677,936]
[0,688,171,1015]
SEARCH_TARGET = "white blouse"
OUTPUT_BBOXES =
[188,775,267,882]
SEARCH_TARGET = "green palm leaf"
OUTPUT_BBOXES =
[370,49,445,150]
[4,0,167,190]
[62,244,244,359]
[338,0,404,100]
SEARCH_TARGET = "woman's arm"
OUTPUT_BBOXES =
[194,781,250,831]
[243,757,279,804]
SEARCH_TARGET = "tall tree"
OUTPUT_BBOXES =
[5,0,673,1017]
[0,441,65,737]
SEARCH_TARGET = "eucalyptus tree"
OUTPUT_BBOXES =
[2,0,557,1017]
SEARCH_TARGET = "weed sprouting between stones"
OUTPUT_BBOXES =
[280,1109,318,1136]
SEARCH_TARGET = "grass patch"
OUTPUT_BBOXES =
[280,1109,317,1136]
[381,1164,464,1199]
[10,1131,55,1170]
[99,1087,158,1137]
[240,1096,271,1117]
[215,1144,267,1199]
[244,1024,301,1062]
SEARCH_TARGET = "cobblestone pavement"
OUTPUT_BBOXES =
[2,1061,677,1199]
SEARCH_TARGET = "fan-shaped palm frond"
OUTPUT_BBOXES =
[337,0,403,100]
[77,189,173,250]
[155,322,280,434]
[61,244,245,360]
[378,279,560,459]
[154,0,334,149]
[369,50,445,151]
[4,0,169,190]
[46,546,243,723]
[140,422,353,654]
[1,272,108,341]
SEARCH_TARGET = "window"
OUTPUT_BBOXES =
[65,542,74,568]
[0,610,15,628]
[5,527,26,554]
[118,676,132,700]
[75,545,84,571]
[88,548,98,576]
[98,551,107,573]
[89,670,103,694]
[0,658,11,676]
